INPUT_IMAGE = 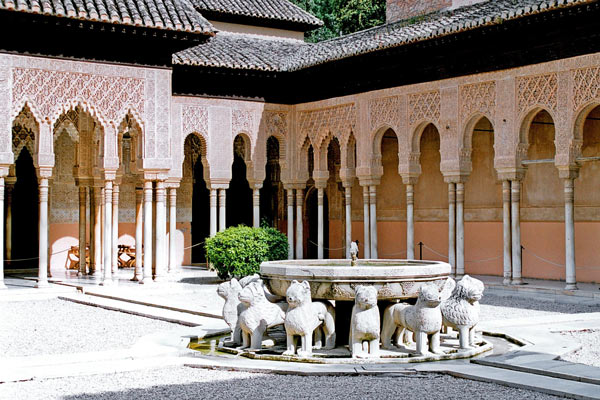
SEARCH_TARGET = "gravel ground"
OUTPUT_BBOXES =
[559,329,600,367]
[479,294,600,321]
[0,366,561,400]
[0,299,187,357]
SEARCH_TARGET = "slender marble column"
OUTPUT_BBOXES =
[133,188,143,281]
[448,183,456,273]
[564,178,577,290]
[287,189,294,259]
[0,178,6,289]
[155,181,167,281]
[36,177,49,288]
[253,189,260,228]
[94,187,103,276]
[295,189,303,259]
[168,187,177,274]
[89,191,95,275]
[456,182,465,277]
[502,180,512,285]
[111,185,119,278]
[363,186,370,259]
[511,180,523,285]
[101,180,113,286]
[345,186,352,259]
[5,184,12,267]
[142,181,153,284]
[406,183,415,260]
[78,187,87,276]
[218,189,226,232]
[210,189,217,237]
[317,186,324,259]
[369,186,378,259]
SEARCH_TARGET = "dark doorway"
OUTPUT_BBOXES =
[260,136,281,228]
[306,188,329,259]
[9,150,38,269]
[191,156,210,263]
[227,137,252,228]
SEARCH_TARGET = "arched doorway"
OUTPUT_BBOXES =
[464,117,502,275]
[521,109,562,280]
[414,123,447,261]
[10,149,38,269]
[260,136,282,228]
[227,135,253,228]
[326,138,343,258]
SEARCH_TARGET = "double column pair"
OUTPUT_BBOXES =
[362,185,378,259]
[209,188,227,236]
[447,181,466,276]
[285,187,305,260]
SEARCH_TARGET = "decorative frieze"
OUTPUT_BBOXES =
[408,91,440,127]
[182,105,209,136]
[298,103,356,149]
[368,96,401,132]
[572,66,600,112]
[516,73,558,115]
[459,81,496,124]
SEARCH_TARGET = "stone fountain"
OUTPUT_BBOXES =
[215,255,492,363]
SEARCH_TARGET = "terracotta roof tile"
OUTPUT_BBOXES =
[191,0,322,28]
[0,0,214,34]
[175,0,596,71]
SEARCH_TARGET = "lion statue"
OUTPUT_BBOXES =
[237,280,286,350]
[350,285,380,359]
[441,275,484,350]
[216,278,244,344]
[381,282,443,355]
[283,280,336,357]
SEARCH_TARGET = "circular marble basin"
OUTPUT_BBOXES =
[260,259,451,301]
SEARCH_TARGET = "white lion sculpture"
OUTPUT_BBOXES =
[216,278,244,344]
[350,285,380,359]
[441,275,484,350]
[283,280,336,357]
[237,280,286,350]
[381,282,443,355]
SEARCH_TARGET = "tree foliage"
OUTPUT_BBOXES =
[289,0,386,42]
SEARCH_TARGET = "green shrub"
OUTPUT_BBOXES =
[205,225,289,280]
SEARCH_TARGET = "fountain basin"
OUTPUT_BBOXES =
[261,259,451,301]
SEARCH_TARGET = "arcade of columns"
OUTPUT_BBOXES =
[1,50,600,290]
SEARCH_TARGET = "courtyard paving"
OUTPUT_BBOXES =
[1,267,600,399]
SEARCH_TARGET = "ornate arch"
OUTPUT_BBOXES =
[12,104,39,160]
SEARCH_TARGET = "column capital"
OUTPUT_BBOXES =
[496,168,526,182]
[401,174,419,185]
[103,170,118,181]
[37,167,53,180]
[443,173,469,184]
[358,177,380,187]
[557,166,579,180]
[0,165,10,178]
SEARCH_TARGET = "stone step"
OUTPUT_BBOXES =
[439,363,600,400]
[472,356,600,386]
[59,293,229,330]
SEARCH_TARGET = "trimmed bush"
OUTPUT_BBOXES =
[205,225,289,280]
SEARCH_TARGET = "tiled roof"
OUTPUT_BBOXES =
[174,32,304,71]
[174,0,596,71]
[191,0,323,28]
[0,0,214,34]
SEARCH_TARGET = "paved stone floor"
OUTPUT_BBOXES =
[1,268,599,399]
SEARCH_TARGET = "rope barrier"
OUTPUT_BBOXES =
[422,244,449,260]
[183,241,205,250]
[307,240,346,251]
[5,247,70,262]
[522,247,600,271]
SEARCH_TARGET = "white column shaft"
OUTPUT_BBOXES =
[253,189,260,228]
[111,185,119,277]
[406,184,415,260]
[155,181,167,281]
[456,182,465,276]
[295,189,303,259]
[0,178,6,289]
[345,187,352,259]
[142,181,153,283]
[502,180,512,284]
[101,180,113,285]
[93,188,102,275]
[369,186,378,259]
[448,183,456,273]
[287,190,294,259]
[363,186,370,259]
[219,189,226,232]
[36,178,49,288]
[564,179,577,290]
[210,189,217,237]
[78,186,87,276]
[168,188,177,274]
[317,187,324,259]
[5,185,11,265]
[511,180,523,284]
[134,188,143,281]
